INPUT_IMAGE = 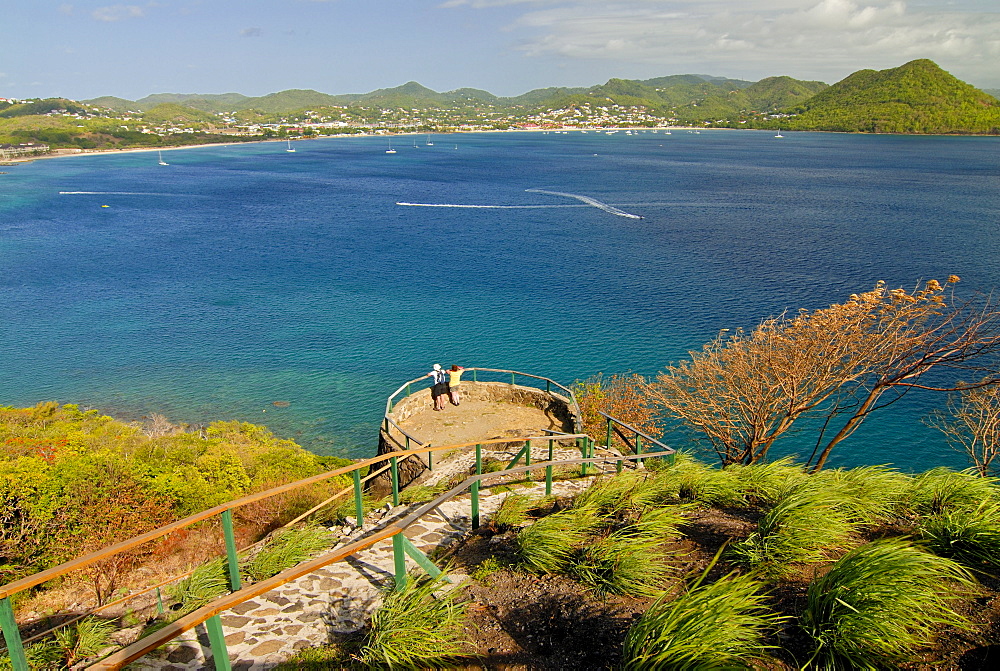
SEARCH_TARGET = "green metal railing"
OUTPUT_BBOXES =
[1,386,670,671]
[597,410,673,470]
[384,367,583,434]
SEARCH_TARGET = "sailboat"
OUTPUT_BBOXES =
[386,138,396,154]
[426,134,434,146]
[286,139,296,152]
[158,150,168,166]
[774,129,784,138]
[413,138,419,149]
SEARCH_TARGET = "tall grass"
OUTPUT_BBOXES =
[622,559,782,669]
[0,617,116,670]
[357,575,468,668]
[920,500,1000,570]
[169,556,230,610]
[515,509,602,574]
[243,525,332,582]
[491,493,541,530]
[648,454,746,507]
[903,467,1000,516]
[727,456,807,506]
[573,471,661,517]
[729,482,857,577]
[571,525,672,596]
[801,538,976,669]
[812,465,912,525]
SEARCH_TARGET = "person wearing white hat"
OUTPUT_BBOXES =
[426,364,448,410]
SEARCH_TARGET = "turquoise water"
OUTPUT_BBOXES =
[1,131,998,467]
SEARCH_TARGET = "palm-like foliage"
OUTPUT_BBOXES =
[729,482,857,576]
[622,561,782,669]
[801,539,976,669]
[358,575,468,668]
[920,500,1000,570]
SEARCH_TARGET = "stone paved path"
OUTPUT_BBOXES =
[129,451,615,670]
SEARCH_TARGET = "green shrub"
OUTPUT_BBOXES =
[920,500,1000,570]
[801,539,976,669]
[573,471,661,516]
[491,493,541,529]
[649,454,746,507]
[357,575,469,668]
[622,562,782,669]
[729,482,857,577]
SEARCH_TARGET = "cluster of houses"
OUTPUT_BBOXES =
[0,142,50,159]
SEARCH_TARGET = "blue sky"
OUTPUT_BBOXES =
[3,0,998,100]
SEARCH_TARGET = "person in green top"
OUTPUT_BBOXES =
[448,365,465,406]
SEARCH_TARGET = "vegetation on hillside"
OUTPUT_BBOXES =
[773,59,1000,134]
[0,402,348,594]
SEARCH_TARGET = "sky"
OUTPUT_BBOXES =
[2,0,998,101]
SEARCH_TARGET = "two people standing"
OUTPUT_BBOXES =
[427,364,465,410]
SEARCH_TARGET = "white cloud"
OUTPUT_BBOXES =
[451,0,1000,84]
[92,4,145,22]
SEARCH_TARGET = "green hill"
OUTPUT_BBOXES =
[675,75,827,121]
[84,96,138,112]
[783,59,1000,134]
[0,98,86,118]
[140,103,218,125]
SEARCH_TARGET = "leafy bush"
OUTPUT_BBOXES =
[801,539,976,669]
[357,575,469,668]
[622,563,782,669]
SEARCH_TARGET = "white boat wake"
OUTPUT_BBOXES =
[396,202,583,209]
[524,189,643,219]
[397,189,645,219]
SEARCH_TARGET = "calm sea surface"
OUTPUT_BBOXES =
[1,131,998,467]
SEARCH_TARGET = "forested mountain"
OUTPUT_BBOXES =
[779,59,1000,133]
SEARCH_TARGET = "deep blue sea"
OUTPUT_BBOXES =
[1,130,998,468]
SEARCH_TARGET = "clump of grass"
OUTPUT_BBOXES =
[729,482,857,577]
[573,471,661,517]
[903,467,999,516]
[491,493,541,530]
[727,456,807,506]
[571,525,671,596]
[243,525,333,582]
[357,575,469,668]
[920,500,1000,570]
[471,556,504,583]
[801,538,976,669]
[515,509,603,574]
[0,617,118,670]
[169,556,229,610]
[649,454,746,507]
[813,464,912,525]
[622,558,783,669]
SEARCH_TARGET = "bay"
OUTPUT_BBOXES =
[1,130,998,468]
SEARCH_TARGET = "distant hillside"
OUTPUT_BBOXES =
[984,89,1000,99]
[85,96,137,112]
[0,98,86,118]
[140,103,217,125]
[675,76,827,121]
[783,59,1000,134]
